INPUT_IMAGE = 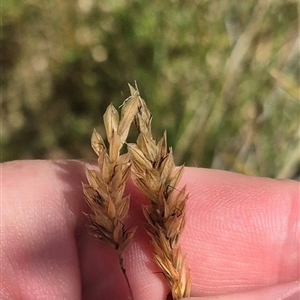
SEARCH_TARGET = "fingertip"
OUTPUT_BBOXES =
[179,167,299,295]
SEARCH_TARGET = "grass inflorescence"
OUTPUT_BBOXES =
[83,92,140,299]
[127,85,191,299]
[83,84,191,300]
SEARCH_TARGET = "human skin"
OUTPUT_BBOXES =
[1,160,299,300]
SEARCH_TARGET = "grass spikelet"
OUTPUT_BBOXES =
[127,84,191,300]
[83,92,140,299]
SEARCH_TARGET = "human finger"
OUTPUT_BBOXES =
[125,168,299,298]
[183,280,299,300]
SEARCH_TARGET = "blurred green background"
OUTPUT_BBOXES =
[2,0,299,178]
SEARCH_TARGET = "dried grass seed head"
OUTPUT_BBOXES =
[83,92,140,252]
[127,85,191,299]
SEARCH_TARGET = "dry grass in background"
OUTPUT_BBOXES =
[2,0,299,179]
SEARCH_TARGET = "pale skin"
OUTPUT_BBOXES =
[1,160,299,300]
